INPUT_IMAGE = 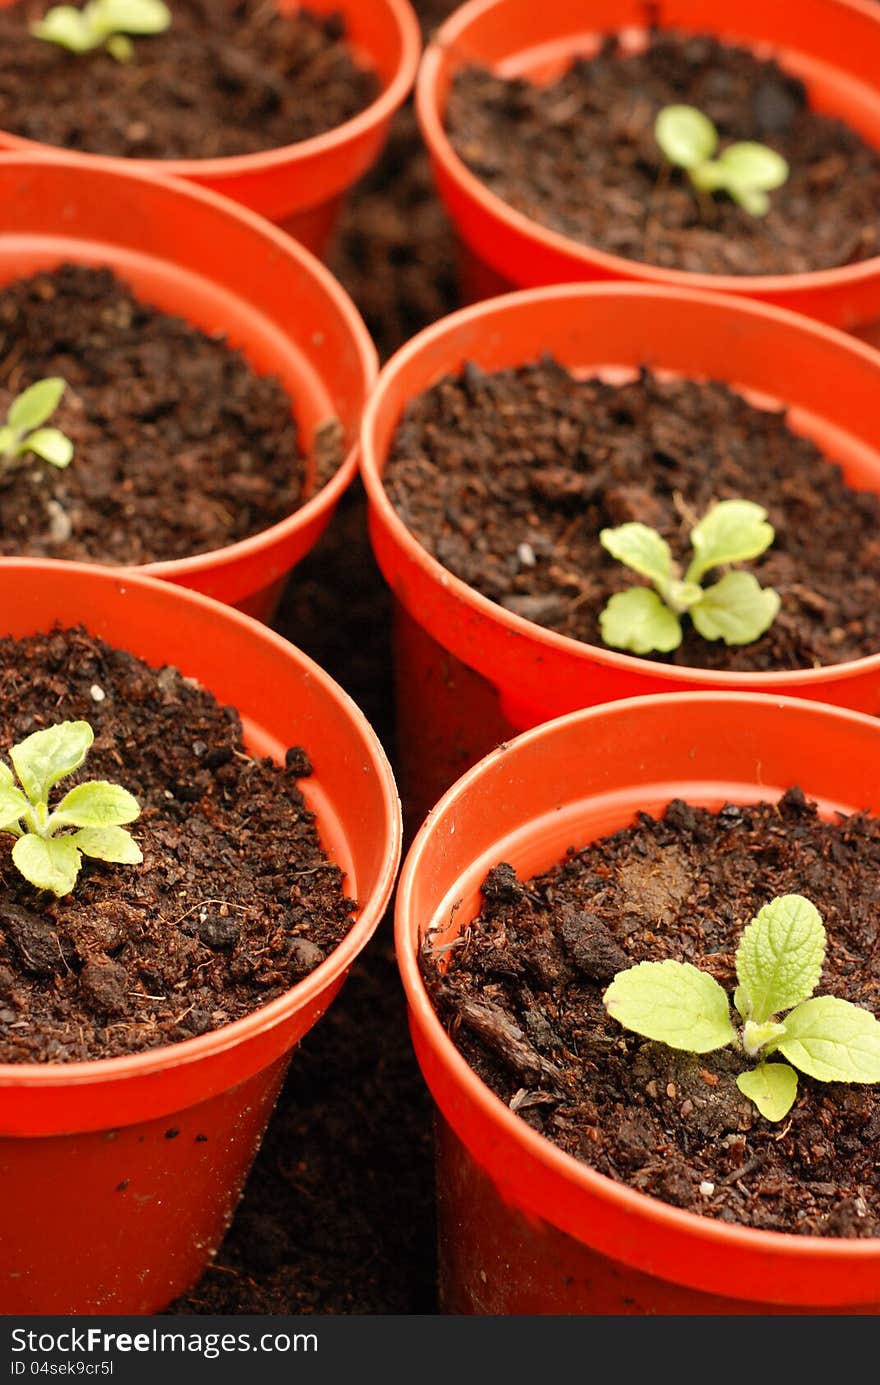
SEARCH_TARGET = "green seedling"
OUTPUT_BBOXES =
[0,378,73,479]
[604,893,880,1121]
[599,498,780,655]
[655,104,790,216]
[0,721,142,897]
[31,0,171,62]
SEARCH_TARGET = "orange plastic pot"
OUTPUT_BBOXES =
[396,691,880,1313]
[0,559,401,1315]
[0,151,378,623]
[0,0,421,259]
[416,0,880,346]
[360,282,880,827]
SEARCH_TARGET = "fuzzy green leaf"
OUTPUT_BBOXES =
[7,378,66,433]
[736,1062,799,1121]
[31,6,100,51]
[690,571,781,646]
[777,996,880,1084]
[12,833,81,896]
[735,894,826,1025]
[11,720,94,804]
[686,500,775,583]
[25,427,73,468]
[655,104,718,169]
[599,587,682,654]
[604,959,736,1053]
[0,783,29,829]
[73,825,142,864]
[0,425,15,455]
[54,780,140,829]
[719,142,789,193]
[0,762,13,788]
[89,0,171,35]
[600,523,674,588]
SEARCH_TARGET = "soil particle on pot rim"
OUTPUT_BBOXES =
[0,625,356,1064]
[0,263,343,565]
[383,358,880,672]
[423,788,880,1237]
[0,0,378,161]
[446,32,880,276]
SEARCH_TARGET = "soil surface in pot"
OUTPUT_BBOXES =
[0,625,355,1063]
[446,32,880,276]
[0,0,377,160]
[384,358,880,672]
[423,787,880,1236]
[0,263,340,565]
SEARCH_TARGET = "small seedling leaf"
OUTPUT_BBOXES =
[54,780,141,828]
[12,833,81,896]
[735,894,826,1025]
[777,996,880,1084]
[25,427,74,468]
[690,570,781,645]
[31,6,99,51]
[599,587,682,654]
[93,0,172,34]
[604,959,736,1052]
[11,720,94,804]
[0,783,29,829]
[8,378,66,433]
[73,825,143,864]
[686,499,775,583]
[0,762,13,788]
[736,1062,798,1122]
[718,142,790,193]
[600,522,673,587]
[655,104,718,169]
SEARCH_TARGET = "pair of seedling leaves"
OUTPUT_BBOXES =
[32,0,170,62]
[604,893,880,1122]
[0,377,73,478]
[655,104,790,217]
[599,498,780,654]
[0,721,142,898]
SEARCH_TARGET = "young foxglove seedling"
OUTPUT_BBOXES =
[655,104,790,217]
[32,0,171,63]
[0,721,142,897]
[0,378,73,479]
[603,893,880,1121]
[599,498,781,654]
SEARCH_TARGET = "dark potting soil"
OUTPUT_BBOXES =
[423,788,880,1237]
[0,263,337,565]
[383,360,880,672]
[0,0,377,161]
[0,626,356,1064]
[446,32,880,276]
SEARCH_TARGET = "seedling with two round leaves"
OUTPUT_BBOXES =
[31,0,171,63]
[604,893,880,1121]
[0,378,74,479]
[655,104,790,217]
[0,721,142,897]
[599,499,781,654]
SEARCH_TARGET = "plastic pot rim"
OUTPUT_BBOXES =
[415,0,880,297]
[394,688,880,1265]
[0,559,402,1092]
[0,0,422,187]
[0,149,379,586]
[359,279,880,693]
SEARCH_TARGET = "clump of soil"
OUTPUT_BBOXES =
[0,0,378,160]
[0,625,356,1063]
[447,32,880,276]
[383,358,880,671]
[0,263,341,565]
[423,787,880,1236]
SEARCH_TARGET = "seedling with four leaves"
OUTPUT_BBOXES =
[604,893,880,1121]
[32,0,171,63]
[0,721,142,897]
[0,377,74,480]
[655,104,790,217]
[599,498,781,654]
